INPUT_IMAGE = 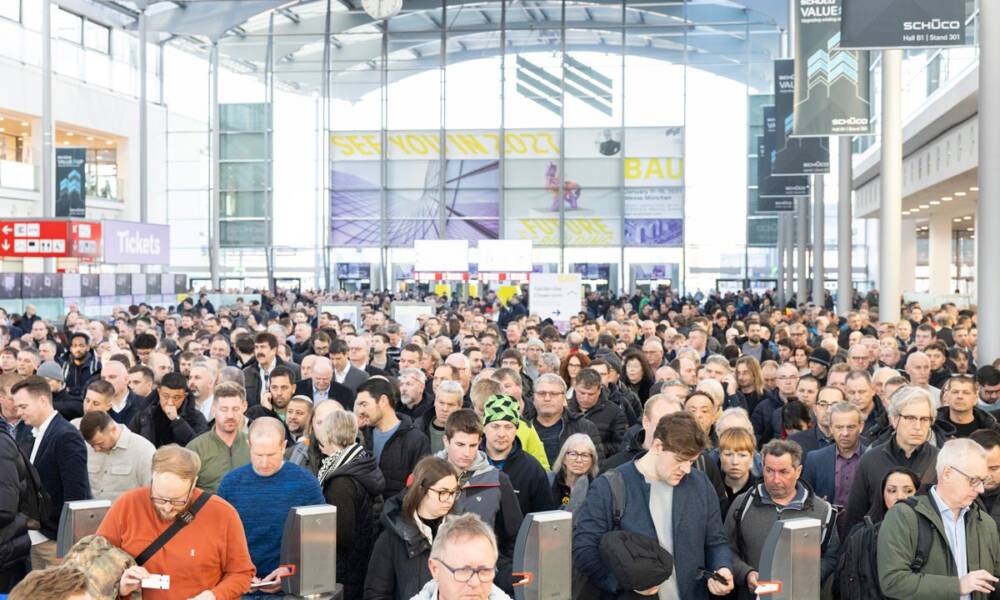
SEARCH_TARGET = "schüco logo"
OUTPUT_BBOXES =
[903,19,961,31]
[832,117,870,126]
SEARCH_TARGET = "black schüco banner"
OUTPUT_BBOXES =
[773,59,830,175]
[793,0,873,136]
[840,0,967,49]
[759,107,807,209]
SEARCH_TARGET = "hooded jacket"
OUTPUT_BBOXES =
[569,390,628,458]
[878,491,1000,600]
[364,494,436,600]
[319,444,385,600]
[435,449,523,594]
[62,350,100,401]
[532,409,604,466]
[362,413,431,500]
[725,481,840,598]
[128,390,209,448]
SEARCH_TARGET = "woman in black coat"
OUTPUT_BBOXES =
[363,456,460,600]
[316,411,385,600]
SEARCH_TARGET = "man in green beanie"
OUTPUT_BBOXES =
[483,394,558,517]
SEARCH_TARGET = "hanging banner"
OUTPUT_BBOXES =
[773,59,830,175]
[840,0,967,49]
[756,137,795,211]
[55,148,86,218]
[793,0,873,136]
[748,217,780,247]
[760,107,809,201]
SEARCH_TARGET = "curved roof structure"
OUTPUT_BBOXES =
[84,0,784,93]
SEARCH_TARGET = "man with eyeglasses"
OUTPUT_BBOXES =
[844,386,941,534]
[750,363,798,446]
[98,445,254,600]
[790,386,844,454]
[413,513,511,600]
[878,438,1000,600]
[938,375,1000,439]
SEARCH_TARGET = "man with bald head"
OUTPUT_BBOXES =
[218,417,325,593]
[905,351,942,404]
[101,360,147,426]
[294,356,355,409]
[146,352,173,385]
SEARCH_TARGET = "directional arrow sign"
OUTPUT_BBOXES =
[1,225,11,235]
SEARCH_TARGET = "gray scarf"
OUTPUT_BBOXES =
[317,442,364,483]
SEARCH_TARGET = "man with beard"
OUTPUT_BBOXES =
[98,445,255,599]
[62,332,100,402]
[187,382,251,493]
[243,332,300,407]
[245,366,297,443]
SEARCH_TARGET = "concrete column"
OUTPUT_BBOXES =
[837,137,853,315]
[777,211,785,306]
[208,43,221,289]
[978,0,1000,363]
[928,212,952,295]
[784,214,794,303]
[138,9,147,224]
[812,174,825,307]
[797,197,808,303]
[900,218,917,294]
[879,49,903,322]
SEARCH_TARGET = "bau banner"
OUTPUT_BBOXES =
[760,107,808,204]
[840,0,967,49]
[55,148,86,218]
[330,127,684,248]
[793,0,873,136]
[773,59,830,175]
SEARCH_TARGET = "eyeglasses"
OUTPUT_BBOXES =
[566,451,592,461]
[433,558,496,583]
[951,466,991,490]
[428,486,460,502]
[150,482,195,508]
[897,414,934,426]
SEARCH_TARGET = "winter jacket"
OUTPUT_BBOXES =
[286,436,326,476]
[0,431,30,571]
[573,457,732,600]
[607,381,643,427]
[725,481,840,597]
[129,390,209,448]
[62,351,100,401]
[319,445,385,600]
[569,390,628,458]
[363,495,436,600]
[878,491,1000,600]
[361,414,431,500]
[434,450,523,593]
[935,405,1000,436]
[410,579,512,600]
[52,386,82,421]
[749,391,785,447]
[843,436,939,534]
[485,438,557,517]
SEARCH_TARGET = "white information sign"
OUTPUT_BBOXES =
[529,273,582,331]
[320,304,363,328]
[414,240,469,272]
[391,302,437,339]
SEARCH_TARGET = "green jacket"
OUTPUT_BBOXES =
[186,429,251,493]
[877,492,1000,600]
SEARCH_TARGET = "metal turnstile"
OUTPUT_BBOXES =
[756,517,822,598]
[56,499,112,557]
[279,504,342,599]
[512,511,572,600]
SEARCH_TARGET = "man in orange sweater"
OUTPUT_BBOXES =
[96,445,255,600]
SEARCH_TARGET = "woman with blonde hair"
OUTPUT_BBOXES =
[549,433,599,515]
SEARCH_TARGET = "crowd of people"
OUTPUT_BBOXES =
[1,286,999,600]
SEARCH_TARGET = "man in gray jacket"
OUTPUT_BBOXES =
[725,439,839,599]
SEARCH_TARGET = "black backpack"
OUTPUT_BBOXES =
[833,497,933,600]
[571,470,627,600]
